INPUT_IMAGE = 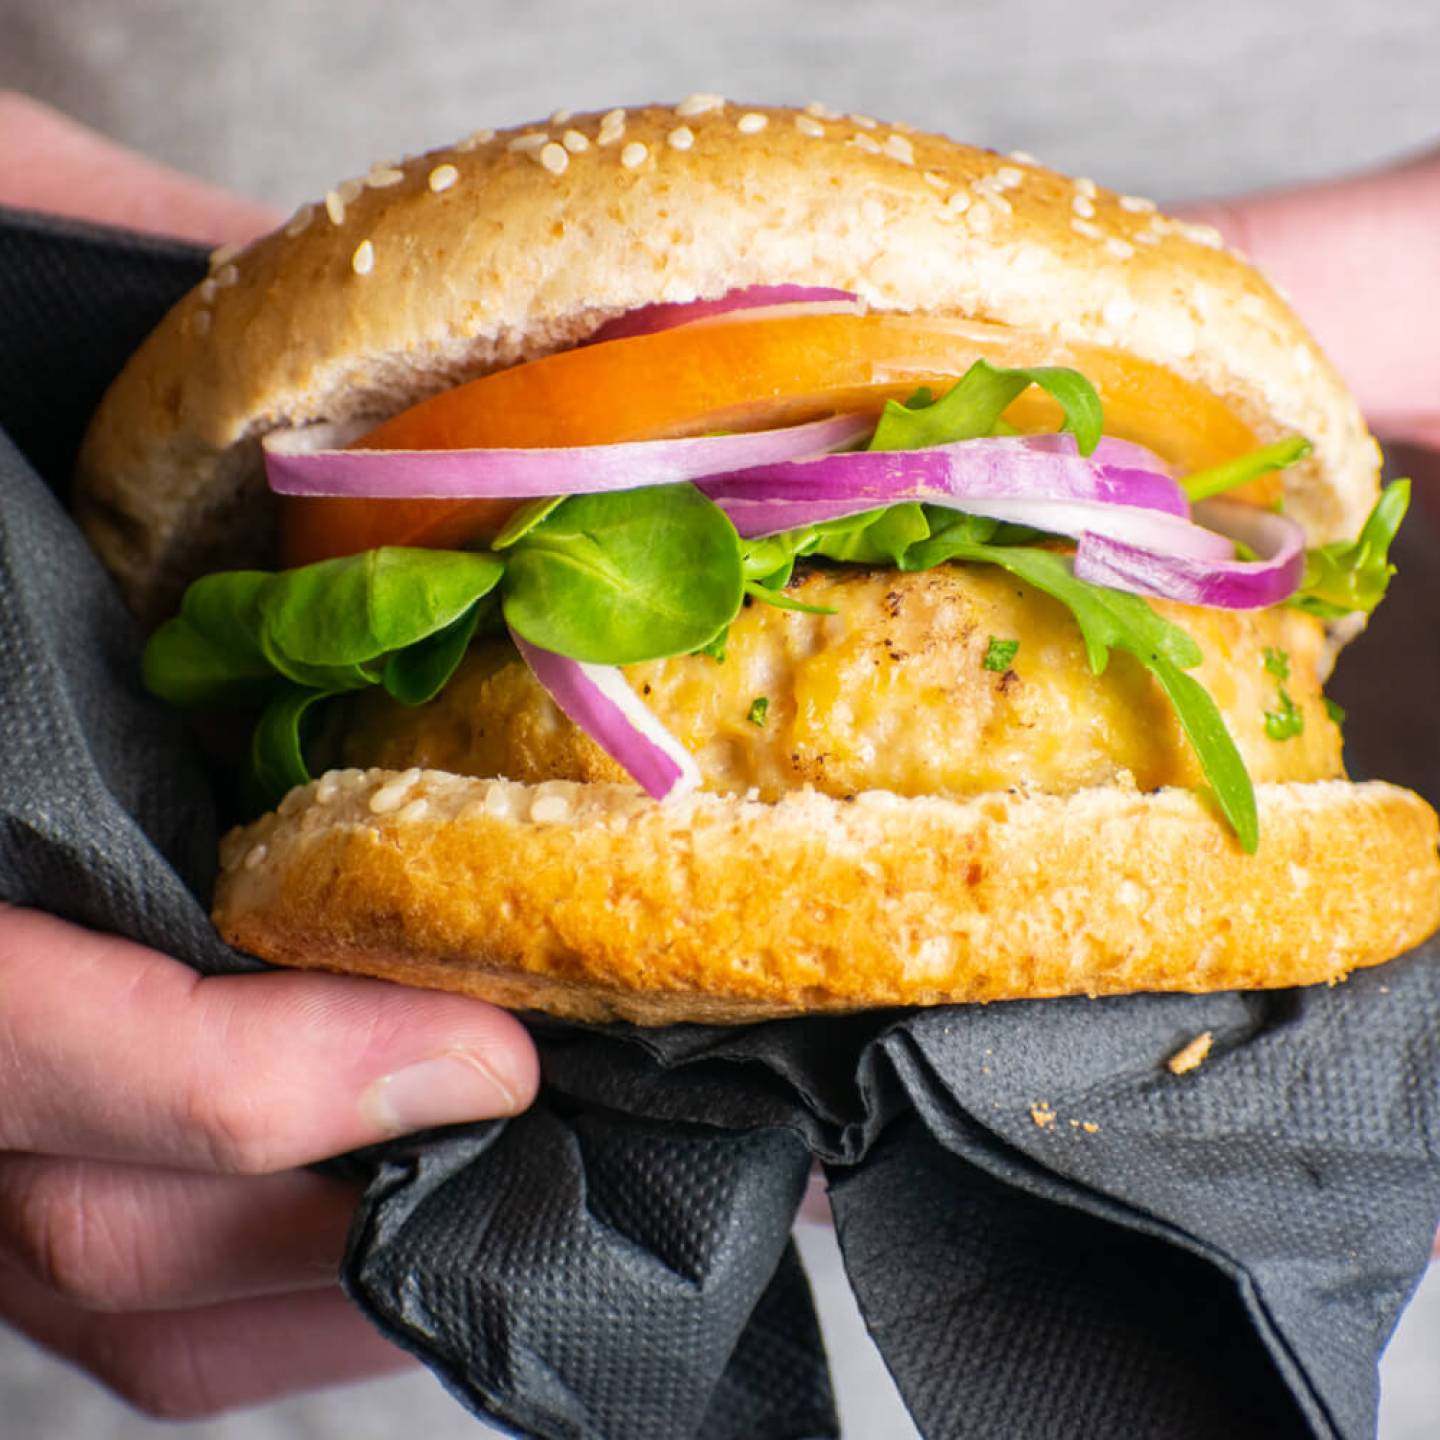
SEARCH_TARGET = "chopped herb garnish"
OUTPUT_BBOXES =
[1264,686,1305,741]
[983,637,1020,672]
[747,696,770,727]
[1324,696,1347,728]
[1262,646,1290,681]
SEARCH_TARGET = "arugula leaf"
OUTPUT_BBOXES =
[502,484,745,663]
[1181,435,1311,503]
[744,581,837,615]
[250,686,334,803]
[1289,480,1409,619]
[869,359,1103,456]
[899,536,1255,850]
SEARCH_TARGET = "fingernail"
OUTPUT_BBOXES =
[359,1051,522,1136]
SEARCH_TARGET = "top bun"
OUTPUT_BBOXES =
[76,99,1379,623]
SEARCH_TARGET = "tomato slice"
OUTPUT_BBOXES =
[281,312,1263,565]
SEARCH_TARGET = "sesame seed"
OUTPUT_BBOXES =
[351,239,375,275]
[1179,220,1223,249]
[861,197,885,226]
[562,128,590,153]
[198,278,218,304]
[884,134,914,164]
[849,113,878,129]
[529,793,573,823]
[667,125,695,150]
[966,202,994,234]
[1072,194,1096,219]
[324,189,346,225]
[396,797,430,824]
[366,164,405,188]
[1293,343,1315,376]
[972,181,1011,215]
[191,308,211,338]
[676,92,724,117]
[1074,176,1097,198]
[923,170,948,189]
[213,264,239,288]
[454,127,495,152]
[507,131,549,153]
[737,112,768,134]
[1007,149,1038,164]
[208,241,240,271]
[283,203,314,238]
[1104,236,1135,260]
[549,107,573,125]
[994,165,1024,189]
[243,842,268,871]
[1071,217,1103,240]
[1103,296,1138,328]
[337,177,364,204]
[805,100,838,119]
[369,778,415,815]
[539,142,569,174]
[794,115,825,138]
[315,776,340,804]
[621,141,648,168]
[1134,230,1160,246]
[428,163,459,192]
[944,190,972,214]
[850,132,881,154]
[1119,193,1156,213]
[597,108,626,144]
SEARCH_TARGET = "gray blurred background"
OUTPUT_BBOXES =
[2,1,1437,1434]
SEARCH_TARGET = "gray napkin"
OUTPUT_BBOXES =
[3,205,1437,1440]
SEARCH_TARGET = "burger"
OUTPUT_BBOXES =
[74,100,1440,1024]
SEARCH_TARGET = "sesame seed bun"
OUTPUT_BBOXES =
[215,771,1440,1025]
[74,100,1438,1020]
[76,100,1377,624]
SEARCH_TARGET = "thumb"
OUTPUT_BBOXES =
[0,906,539,1174]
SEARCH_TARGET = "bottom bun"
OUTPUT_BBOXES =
[215,769,1440,1025]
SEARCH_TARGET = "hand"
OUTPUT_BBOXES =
[1177,147,1440,451]
[0,905,539,1418]
[0,90,277,243]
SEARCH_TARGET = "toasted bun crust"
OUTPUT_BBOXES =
[76,100,1378,623]
[214,769,1440,1025]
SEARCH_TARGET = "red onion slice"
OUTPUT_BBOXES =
[588,285,860,344]
[699,434,1196,537]
[264,414,871,500]
[510,630,700,801]
[1073,499,1306,609]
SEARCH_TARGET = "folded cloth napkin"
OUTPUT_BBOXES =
[2,205,1437,1440]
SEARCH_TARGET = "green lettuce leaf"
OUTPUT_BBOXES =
[501,483,745,663]
[869,359,1104,455]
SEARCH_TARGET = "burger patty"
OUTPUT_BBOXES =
[335,564,1343,800]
